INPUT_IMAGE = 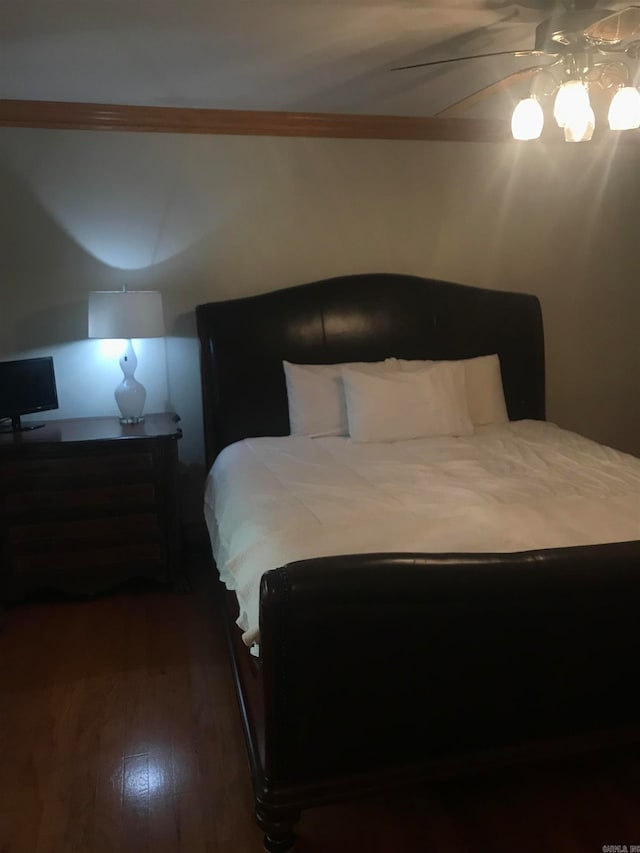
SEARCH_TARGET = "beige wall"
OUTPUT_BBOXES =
[1,128,639,491]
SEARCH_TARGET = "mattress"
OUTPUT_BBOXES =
[204,420,640,648]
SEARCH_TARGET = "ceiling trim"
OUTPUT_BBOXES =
[0,99,514,142]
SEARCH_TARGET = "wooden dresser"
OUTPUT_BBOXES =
[0,412,182,601]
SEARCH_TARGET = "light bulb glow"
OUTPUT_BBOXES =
[511,97,544,140]
[608,86,640,130]
[563,105,595,142]
[554,81,591,128]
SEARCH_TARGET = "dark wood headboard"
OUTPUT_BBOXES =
[196,273,545,469]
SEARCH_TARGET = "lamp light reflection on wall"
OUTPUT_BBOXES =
[88,287,165,424]
[511,97,544,140]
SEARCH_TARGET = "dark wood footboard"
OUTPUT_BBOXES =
[232,544,640,849]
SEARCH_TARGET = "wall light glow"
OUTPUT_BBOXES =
[1,133,238,271]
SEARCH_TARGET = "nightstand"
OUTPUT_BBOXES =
[0,412,182,601]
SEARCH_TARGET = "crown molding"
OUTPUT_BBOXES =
[0,99,513,142]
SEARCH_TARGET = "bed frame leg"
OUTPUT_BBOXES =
[256,805,300,853]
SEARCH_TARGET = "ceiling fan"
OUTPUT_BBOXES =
[394,2,640,140]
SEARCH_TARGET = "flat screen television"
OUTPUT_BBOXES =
[0,356,59,432]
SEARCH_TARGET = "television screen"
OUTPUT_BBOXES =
[0,356,59,431]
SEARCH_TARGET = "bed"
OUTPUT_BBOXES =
[196,272,640,852]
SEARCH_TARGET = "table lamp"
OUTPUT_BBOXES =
[88,286,165,424]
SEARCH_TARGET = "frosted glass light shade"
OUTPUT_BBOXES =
[88,290,164,339]
[608,86,640,130]
[563,104,595,142]
[553,81,590,128]
[511,98,544,140]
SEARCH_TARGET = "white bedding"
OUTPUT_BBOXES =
[204,420,640,648]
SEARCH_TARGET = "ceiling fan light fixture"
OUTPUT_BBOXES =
[553,80,591,128]
[511,97,544,140]
[608,86,640,129]
[563,104,595,141]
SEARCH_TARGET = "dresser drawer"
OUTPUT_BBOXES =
[3,482,157,515]
[8,513,161,545]
[0,451,154,486]
[11,542,166,575]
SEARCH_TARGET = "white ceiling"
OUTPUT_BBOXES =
[0,1,634,118]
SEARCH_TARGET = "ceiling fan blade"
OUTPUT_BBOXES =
[433,65,549,118]
[584,5,640,45]
[391,49,545,72]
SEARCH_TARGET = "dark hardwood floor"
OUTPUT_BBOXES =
[1,556,640,852]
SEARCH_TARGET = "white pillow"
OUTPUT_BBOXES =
[464,354,509,426]
[283,359,399,437]
[397,354,508,426]
[341,361,474,442]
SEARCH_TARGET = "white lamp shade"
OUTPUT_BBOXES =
[511,98,544,140]
[608,86,640,130]
[88,290,165,339]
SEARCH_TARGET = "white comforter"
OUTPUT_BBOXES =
[204,420,640,647]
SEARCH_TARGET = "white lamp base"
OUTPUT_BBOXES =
[115,339,147,424]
